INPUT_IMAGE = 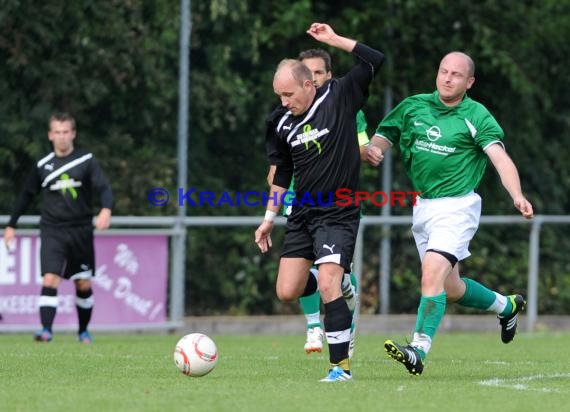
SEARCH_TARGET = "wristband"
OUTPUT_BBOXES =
[264,210,277,222]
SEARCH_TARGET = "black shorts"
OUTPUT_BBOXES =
[40,224,95,280]
[281,205,360,272]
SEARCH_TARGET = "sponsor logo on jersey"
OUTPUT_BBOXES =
[426,125,442,141]
[50,173,82,199]
[416,140,456,155]
[412,125,457,155]
[290,123,328,154]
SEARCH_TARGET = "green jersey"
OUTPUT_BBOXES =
[356,110,369,146]
[283,110,369,216]
[375,91,504,199]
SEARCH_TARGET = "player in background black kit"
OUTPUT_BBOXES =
[4,112,113,344]
[254,23,384,382]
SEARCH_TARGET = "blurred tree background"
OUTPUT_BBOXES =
[1,0,568,315]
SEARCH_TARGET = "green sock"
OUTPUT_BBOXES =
[415,292,447,341]
[348,272,359,332]
[456,277,496,310]
[349,272,358,293]
[457,277,513,315]
[300,290,321,328]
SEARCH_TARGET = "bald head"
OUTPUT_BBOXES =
[273,59,316,116]
[274,59,313,86]
[440,51,475,77]
[436,51,476,107]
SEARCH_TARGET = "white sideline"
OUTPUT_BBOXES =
[478,373,570,393]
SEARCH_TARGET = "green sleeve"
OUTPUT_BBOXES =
[356,110,368,133]
[472,104,505,150]
[356,110,369,146]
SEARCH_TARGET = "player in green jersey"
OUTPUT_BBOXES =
[367,52,534,375]
[267,48,368,358]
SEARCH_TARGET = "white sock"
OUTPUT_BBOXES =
[412,332,432,355]
[486,292,507,315]
[310,267,318,280]
[341,273,352,292]
[305,312,321,327]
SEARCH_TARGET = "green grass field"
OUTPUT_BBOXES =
[2,331,569,411]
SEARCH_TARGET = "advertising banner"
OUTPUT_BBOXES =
[0,234,168,329]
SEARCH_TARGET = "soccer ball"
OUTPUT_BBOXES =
[173,333,218,377]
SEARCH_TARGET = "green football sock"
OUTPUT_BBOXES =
[300,291,321,328]
[457,277,512,315]
[456,277,496,310]
[415,292,447,341]
[349,272,358,293]
[348,272,358,331]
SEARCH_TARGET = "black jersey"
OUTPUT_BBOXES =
[8,148,113,228]
[267,42,384,203]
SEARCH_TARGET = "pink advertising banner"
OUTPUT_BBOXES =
[0,234,168,328]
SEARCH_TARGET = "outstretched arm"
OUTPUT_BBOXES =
[307,22,384,107]
[306,23,384,71]
[306,23,357,52]
[486,144,534,219]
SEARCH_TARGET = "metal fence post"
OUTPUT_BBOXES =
[526,216,542,332]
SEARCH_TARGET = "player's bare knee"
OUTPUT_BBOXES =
[420,273,437,290]
[275,285,300,302]
[316,275,341,302]
[318,282,334,300]
[75,279,91,292]
[42,273,61,288]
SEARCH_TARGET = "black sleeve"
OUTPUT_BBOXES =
[265,107,282,167]
[265,107,293,188]
[273,157,293,189]
[344,42,385,103]
[7,166,41,228]
[89,157,113,209]
[352,42,385,79]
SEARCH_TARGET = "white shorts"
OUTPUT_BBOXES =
[411,192,481,262]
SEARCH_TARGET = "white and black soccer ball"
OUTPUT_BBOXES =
[173,333,218,377]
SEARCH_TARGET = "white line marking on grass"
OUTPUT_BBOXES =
[478,373,570,393]
[482,360,540,366]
